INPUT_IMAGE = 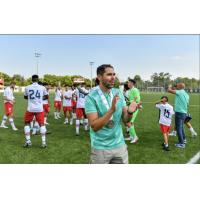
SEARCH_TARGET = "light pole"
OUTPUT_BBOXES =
[89,61,94,88]
[35,52,42,75]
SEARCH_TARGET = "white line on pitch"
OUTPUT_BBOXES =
[187,151,200,164]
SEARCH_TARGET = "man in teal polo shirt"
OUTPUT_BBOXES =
[168,83,189,148]
[85,64,138,164]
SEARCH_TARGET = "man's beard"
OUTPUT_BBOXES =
[102,80,114,89]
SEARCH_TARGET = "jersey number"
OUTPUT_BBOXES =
[79,93,85,98]
[29,90,41,100]
[164,109,170,118]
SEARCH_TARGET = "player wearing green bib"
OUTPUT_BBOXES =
[127,78,141,144]
[85,64,139,164]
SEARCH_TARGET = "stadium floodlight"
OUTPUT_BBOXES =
[35,52,42,75]
[89,61,94,88]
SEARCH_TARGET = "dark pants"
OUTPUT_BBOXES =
[175,112,187,144]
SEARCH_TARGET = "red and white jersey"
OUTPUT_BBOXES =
[76,87,89,108]
[3,87,15,104]
[24,82,48,113]
[63,90,73,107]
[43,90,49,105]
[54,89,62,101]
[156,103,174,126]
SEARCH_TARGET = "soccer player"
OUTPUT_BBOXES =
[126,78,141,143]
[54,87,62,119]
[155,96,174,151]
[63,86,73,125]
[23,75,48,148]
[75,83,89,135]
[71,85,77,120]
[43,82,50,125]
[0,81,18,131]
[85,64,139,164]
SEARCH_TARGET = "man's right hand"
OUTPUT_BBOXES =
[110,95,120,112]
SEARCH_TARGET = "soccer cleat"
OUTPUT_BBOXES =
[64,121,68,124]
[169,131,177,136]
[41,143,47,148]
[191,131,197,137]
[130,136,139,144]
[175,143,185,148]
[23,142,32,148]
[45,122,49,125]
[163,145,170,151]
[161,143,165,147]
[12,127,18,131]
[55,117,58,120]
[0,124,8,129]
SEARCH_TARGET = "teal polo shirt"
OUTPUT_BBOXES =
[85,87,126,150]
[174,89,189,114]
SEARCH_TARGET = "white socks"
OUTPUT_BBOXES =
[70,118,73,125]
[1,115,7,126]
[24,125,31,144]
[9,118,17,130]
[40,126,47,145]
[76,120,80,134]
[84,119,88,131]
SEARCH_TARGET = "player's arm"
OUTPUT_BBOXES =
[168,85,176,94]
[122,101,139,123]
[86,95,119,132]
[78,87,89,96]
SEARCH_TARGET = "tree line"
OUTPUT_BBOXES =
[0,72,199,89]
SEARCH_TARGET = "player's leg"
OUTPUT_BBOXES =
[185,122,197,137]
[36,112,47,148]
[6,103,17,130]
[129,109,139,144]
[169,126,177,136]
[57,102,61,118]
[0,103,9,128]
[63,107,68,124]
[83,109,88,131]
[69,109,73,125]
[24,111,33,147]
[75,108,82,135]
[54,101,58,119]
[32,120,40,135]
[44,105,50,125]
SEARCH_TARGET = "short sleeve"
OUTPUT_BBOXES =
[155,103,161,109]
[85,95,98,114]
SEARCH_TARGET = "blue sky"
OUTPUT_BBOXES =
[0,35,199,81]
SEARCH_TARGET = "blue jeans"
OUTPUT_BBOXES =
[175,112,187,144]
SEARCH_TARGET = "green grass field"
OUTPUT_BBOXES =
[0,92,199,164]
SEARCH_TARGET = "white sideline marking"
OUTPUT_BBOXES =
[187,151,200,164]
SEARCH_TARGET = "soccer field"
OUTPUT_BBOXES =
[0,92,199,164]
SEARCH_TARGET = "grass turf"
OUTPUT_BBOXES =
[0,92,199,164]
